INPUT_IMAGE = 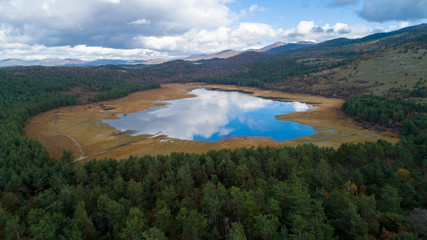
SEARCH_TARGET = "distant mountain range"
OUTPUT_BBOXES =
[184,41,315,61]
[0,41,316,67]
[0,58,169,67]
[0,58,86,67]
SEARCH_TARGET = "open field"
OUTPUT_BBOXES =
[327,49,427,95]
[24,83,399,161]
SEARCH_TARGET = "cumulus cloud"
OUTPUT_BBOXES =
[359,0,427,22]
[239,4,266,18]
[0,43,170,61]
[0,0,233,48]
[1,19,379,60]
[385,21,411,31]
[129,18,151,25]
[249,4,266,13]
[0,0,409,61]
[99,0,121,4]
[328,0,359,7]
[135,22,285,54]
[283,21,371,42]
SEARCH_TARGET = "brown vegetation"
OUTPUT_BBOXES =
[25,83,398,161]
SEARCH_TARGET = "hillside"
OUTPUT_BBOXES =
[265,41,316,54]
[196,23,427,98]
[202,51,269,69]
[185,50,241,61]
[184,42,289,62]
[119,24,426,98]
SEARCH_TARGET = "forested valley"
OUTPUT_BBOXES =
[1,24,426,240]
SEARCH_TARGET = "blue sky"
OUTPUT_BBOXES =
[230,0,426,30]
[0,0,425,60]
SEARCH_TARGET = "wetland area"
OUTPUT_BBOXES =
[25,83,398,161]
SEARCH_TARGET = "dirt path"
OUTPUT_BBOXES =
[65,133,87,162]
[55,121,87,162]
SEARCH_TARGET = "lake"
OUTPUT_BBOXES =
[104,88,318,142]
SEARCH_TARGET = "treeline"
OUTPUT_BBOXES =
[198,76,265,88]
[0,70,76,138]
[242,58,317,82]
[1,139,425,239]
[1,66,152,93]
[200,58,323,84]
[401,86,427,98]
[138,60,202,78]
[388,86,427,99]
[195,57,348,95]
[342,95,427,135]
[126,55,347,93]
[91,82,160,102]
[0,66,158,138]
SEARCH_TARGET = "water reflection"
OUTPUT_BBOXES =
[104,88,317,141]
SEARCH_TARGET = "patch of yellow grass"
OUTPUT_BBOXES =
[24,83,398,161]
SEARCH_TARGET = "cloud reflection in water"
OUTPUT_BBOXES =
[104,88,317,141]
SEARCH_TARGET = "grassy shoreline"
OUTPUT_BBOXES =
[25,83,398,160]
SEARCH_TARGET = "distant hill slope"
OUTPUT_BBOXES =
[266,41,316,54]
[185,42,314,62]
[283,23,427,58]
[267,23,427,97]
[250,42,287,52]
[193,23,427,98]
[185,50,241,61]
[202,51,269,68]
[182,24,426,71]
[183,43,284,62]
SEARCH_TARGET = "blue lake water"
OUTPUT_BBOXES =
[104,88,318,142]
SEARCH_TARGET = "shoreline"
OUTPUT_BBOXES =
[24,83,398,160]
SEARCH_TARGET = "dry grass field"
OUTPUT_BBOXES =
[328,49,427,95]
[24,83,399,161]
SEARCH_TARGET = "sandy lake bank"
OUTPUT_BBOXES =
[24,83,399,161]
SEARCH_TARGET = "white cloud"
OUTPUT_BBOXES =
[1,20,380,61]
[240,4,266,17]
[328,0,358,7]
[359,0,427,22]
[283,21,374,42]
[129,18,151,25]
[249,4,266,13]
[135,22,285,54]
[0,43,171,61]
[137,36,184,51]
[0,0,233,48]
[99,0,120,4]
[135,20,380,55]
[333,23,351,34]
[385,21,410,31]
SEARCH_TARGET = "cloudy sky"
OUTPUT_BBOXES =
[0,0,426,60]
